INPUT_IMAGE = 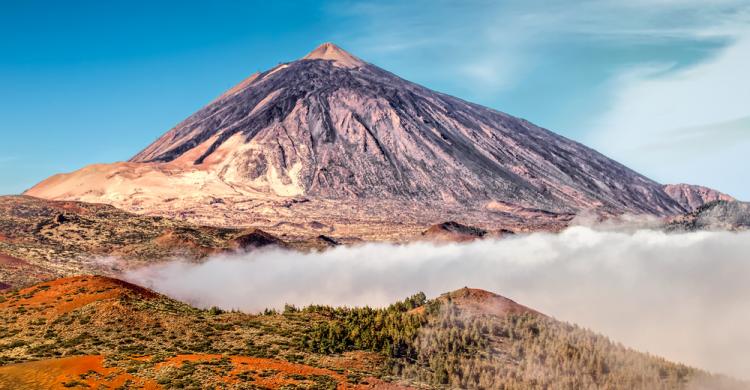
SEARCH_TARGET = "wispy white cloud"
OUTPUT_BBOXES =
[336,1,748,85]
[588,29,750,199]
[593,34,750,134]
[329,1,533,92]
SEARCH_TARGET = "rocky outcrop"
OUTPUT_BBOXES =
[663,184,734,212]
[422,221,487,242]
[666,200,750,232]
[438,287,542,317]
[230,229,286,250]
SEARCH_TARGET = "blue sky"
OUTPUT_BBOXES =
[1,0,749,199]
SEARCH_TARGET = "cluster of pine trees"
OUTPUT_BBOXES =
[300,292,430,358]
[300,292,742,389]
[400,306,700,389]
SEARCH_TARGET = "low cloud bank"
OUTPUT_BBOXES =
[125,226,750,379]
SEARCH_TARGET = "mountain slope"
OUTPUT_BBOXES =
[663,183,735,211]
[26,43,685,233]
[667,200,750,232]
[0,276,397,389]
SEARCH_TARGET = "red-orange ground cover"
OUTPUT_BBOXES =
[0,355,157,389]
[0,275,156,317]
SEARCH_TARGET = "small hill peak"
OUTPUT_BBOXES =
[440,287,542,317]
[302,42,365,68]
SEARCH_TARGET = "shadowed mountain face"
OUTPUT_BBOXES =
[27,43,685,233]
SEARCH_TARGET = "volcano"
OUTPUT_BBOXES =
[27,43,686,238]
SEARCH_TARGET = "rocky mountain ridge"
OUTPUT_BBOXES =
[667,200,750,232]
[663,183,735,211]
[27,43,698,235]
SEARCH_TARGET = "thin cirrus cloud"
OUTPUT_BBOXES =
[328,1,525,91]
[588,30,750,200]
[335,1,745,89]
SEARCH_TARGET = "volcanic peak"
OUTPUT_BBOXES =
[302,42,365,68]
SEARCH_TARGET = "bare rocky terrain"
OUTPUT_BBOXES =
[27,43,690,236]
[0,196,335,290]
[663,183,735,211]
[667,200,750,232]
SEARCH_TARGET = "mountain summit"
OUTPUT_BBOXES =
[27,43,686,237]
[302,42,365,68]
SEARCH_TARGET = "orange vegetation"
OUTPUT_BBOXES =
[161,354,350,388]
[155,354,406,389]
[0,355,157,389]
[0,354,409,389]
[0,275,157,317]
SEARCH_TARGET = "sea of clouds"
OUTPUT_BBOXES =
[124,224,750,379]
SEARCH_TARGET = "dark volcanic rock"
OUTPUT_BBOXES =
[315,235,339,246]
[231,229,286,250]
[422,221,488,242]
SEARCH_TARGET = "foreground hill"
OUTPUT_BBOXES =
[26,43,685,236]
[0,276,394,389]
[0,276,744,389]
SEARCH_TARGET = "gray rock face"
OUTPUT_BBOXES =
[130,43,683,216]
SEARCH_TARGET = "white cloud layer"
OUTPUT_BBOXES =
[126,226,750,380]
